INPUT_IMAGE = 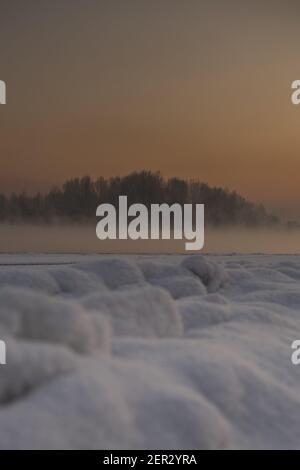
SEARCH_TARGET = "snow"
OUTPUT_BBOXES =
[0,287,110,353]
[82,286,182,338]
[0,253,300,449]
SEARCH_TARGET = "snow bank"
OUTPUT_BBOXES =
[46,267,106,296]
[138,259,206,299]
[0,269,59,294]
[0,354,231,449]
[179,298,233,330]
[82,286,182,338]
[0,338,77,405]
[0,287,110,354]
[149,275,206,299]
[0,254,300,449]
[181,255,227,292]
[138,260,188,280]
[77,259,144,289]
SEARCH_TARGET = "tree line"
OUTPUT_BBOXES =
[0,171,279,226]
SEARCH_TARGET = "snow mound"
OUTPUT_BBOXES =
[179,299,233,331]
[46,267,106,296]
[0,287,110,354]
[138,260,188,280]
[0,339,77,405]
[276,267,300,281]
[149,275,206,299]
[77,259,144,289]
[181,255,227,292]
[0,357,232,449]
[237,289,300,309]
[82,286,182,338]
[0,269,59,294]
[0,253,300,449]
[248,268,295,283]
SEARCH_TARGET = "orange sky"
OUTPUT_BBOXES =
[1,1,300,218]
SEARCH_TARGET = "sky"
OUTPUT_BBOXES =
[1,0,300,218]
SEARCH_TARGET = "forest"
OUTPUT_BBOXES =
[0,171,279,226]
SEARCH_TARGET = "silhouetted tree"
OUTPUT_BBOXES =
[0,171,279,226]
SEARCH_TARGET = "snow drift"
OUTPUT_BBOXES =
[0,254,300,449]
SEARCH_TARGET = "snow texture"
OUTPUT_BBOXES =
[0,253,300,449]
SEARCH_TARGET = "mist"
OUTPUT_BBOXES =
[1,224,300,255]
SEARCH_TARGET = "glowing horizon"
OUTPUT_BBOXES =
[1,1,300,219]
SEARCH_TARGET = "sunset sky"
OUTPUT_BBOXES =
[1,1,300,218]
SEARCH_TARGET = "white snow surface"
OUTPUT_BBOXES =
[0,253,300,449]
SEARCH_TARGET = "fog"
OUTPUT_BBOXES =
[1,224,300,254]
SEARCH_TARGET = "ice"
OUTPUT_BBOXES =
[0,253,300,449]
